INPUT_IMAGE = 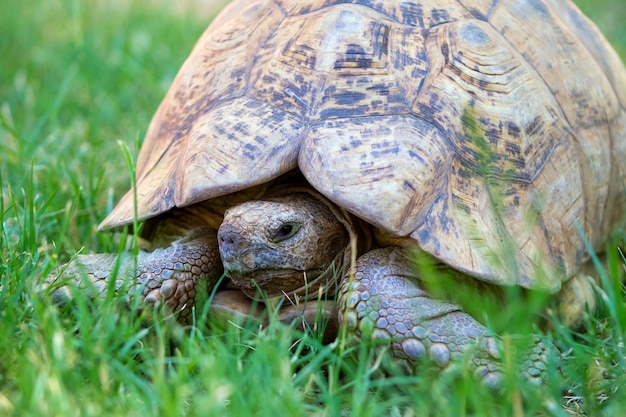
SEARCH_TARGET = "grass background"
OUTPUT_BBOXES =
[1,0,625,415]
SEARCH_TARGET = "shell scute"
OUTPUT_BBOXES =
[176,97,306,207]
[249,5,412,121]
[300,114,449,236]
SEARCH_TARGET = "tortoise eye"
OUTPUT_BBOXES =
[273,222,299,241]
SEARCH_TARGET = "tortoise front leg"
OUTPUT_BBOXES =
[49,228,223,324]
[338,247,547,389]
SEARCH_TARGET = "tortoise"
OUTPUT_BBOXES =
[52,0,626,387]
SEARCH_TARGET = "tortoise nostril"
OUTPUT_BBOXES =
[218,229,243,268]
[217,226,241,251]
[219,234,234,244]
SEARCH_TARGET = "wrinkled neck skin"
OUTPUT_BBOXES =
[218,186,367,302]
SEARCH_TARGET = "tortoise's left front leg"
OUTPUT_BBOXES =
[338,247,547,389]
[48,228,223,323]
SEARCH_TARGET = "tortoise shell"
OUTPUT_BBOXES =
[100,0,626,291]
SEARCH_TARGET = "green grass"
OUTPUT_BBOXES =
[1,0,625,415]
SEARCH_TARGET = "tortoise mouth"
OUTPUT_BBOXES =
[227,268,325,300]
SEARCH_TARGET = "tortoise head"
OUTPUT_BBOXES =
[218,192,350,301]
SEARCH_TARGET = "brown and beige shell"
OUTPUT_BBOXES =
[100,0,626,292]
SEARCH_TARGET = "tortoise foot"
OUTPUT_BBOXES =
[338,247,532,388]
[48,229,223,323]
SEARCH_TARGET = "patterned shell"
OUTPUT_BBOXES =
[100,0,626,291]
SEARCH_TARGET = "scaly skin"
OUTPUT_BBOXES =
[50,229,222,323]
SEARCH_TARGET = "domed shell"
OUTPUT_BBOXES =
[101,0,626,291]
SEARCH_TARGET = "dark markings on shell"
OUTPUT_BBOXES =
[403,180,416,192]
[243,143,258,161]
[464,4,489,21]
[319,104,371,120]
[324,85,337,96]
[377,22,390,54]
[435,193,455,235]
[430,8,451,25]
[334,91,368,105]
[285,43,317,70]
[270,90,284,107]
[266,144,285,160]
[370,145,399,158]
[399,2,424,27]
[503,187,517,197]
[525,116,544,137]
[506,121,521,138]
[485,128,499,144]
[407,149,425,163]
[505,141,521,157]
[457,166,473,179]
[441,42,450,65]
[417,228,440,249]
[351,139,363,148]
[333,26,390,72]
